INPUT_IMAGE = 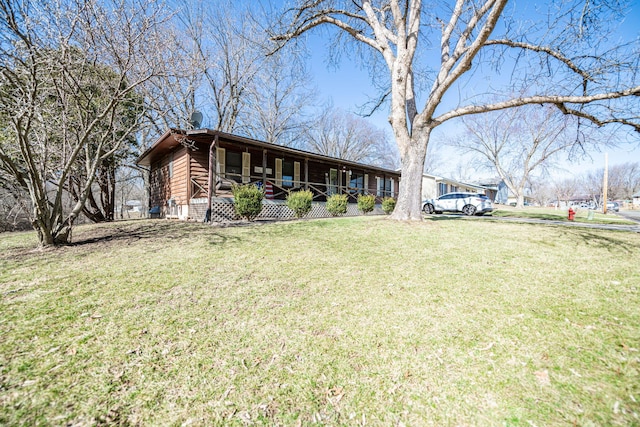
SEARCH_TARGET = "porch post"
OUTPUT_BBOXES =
[206,133,218,222]
[186,149,191,201]
[262,149,267,186]
[304,158,309,190]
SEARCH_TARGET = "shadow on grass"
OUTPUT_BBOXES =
[70,219,243,248]
[423,214,467,221]
[559,228,640,254]
[492,211,566,221]
[0,219,245,262]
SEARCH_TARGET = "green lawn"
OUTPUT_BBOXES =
[1,217,639,426]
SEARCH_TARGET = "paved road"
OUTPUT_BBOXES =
[617,210,640,224]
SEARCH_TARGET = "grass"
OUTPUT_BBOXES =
[1,217,639,426]
[491,206,637,225]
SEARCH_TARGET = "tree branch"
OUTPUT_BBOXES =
[554,103,640,133]
[425,0,508,120]
[271,4,379,53]
[434,86,640,125]
[485,39,593,83]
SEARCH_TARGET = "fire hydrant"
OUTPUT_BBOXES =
[568,207,576,221]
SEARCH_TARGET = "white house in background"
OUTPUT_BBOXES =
[421,173,495,200]
[633,191,640,208]
[125,200,142,213]
[476,179,537,206]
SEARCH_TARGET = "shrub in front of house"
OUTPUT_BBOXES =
[357,194,376,215]
[382,197,396,215]
[286,189,314,218]
[326,194,348,216]
[231,183,264,221]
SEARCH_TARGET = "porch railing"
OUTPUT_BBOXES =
[190,172,394,203]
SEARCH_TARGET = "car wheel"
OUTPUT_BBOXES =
[462,204,476,216]
[423,203,435,214]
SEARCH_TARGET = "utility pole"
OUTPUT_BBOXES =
[603,153,608,214]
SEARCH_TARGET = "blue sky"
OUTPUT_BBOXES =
[298,1,640,182]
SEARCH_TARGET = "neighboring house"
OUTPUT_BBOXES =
[633,192,640,209]
[422,173,493,200]
[125,200,142,213]
[136,129,401,221]
[477,179,535,206]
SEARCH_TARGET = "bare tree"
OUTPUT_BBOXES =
[452,105,585,208]
[449,159,481,183]
[147,0,304,139]
[241,47,317,147]
[0,168,31,231]
[528,177,555,208]
[421,142,444,175]
[608,162,640,201]
[304,106,399,169]
[114,165,146,219]
[191,2,265,133]
[580,169,604,207]
[140,19,204,140]
[272,0,640,220]
[552,177,580,207]
[0,0,168,245]
[581,161,640,204]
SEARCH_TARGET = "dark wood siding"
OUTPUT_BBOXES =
[190,144,209,199]
[169,147,188,204]
[149,156,170,209]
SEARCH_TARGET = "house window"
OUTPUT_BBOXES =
[349,172,364,193]
[282,160,294,187]
[385,178,393,197]
[168,153,174,178]
[328,169,338,195]
[377,177,394,197]
[226,151,242,181]
[438,182,447,196]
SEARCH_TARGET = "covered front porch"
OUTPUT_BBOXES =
[138,129,400,221]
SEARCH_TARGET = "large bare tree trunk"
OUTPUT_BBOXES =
[391,131,429,220]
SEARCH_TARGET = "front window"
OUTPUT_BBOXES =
[226,151,242,181]
[349,172,364,193]
[282,160,294,187]
[378,177,393,197]
[328,169,338,195]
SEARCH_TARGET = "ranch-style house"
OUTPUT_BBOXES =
[136,129,401,222]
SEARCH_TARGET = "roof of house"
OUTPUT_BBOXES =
[422,173,489,192]
[136,129,400,175]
